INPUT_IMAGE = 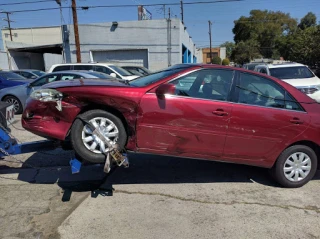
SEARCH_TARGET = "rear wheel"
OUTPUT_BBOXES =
[270,145,318,188]
[4,96,22,114]
[70,109,127,163]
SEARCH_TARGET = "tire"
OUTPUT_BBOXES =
[270,145,318,188]
[70,109,127,163]
[3,96,23,114]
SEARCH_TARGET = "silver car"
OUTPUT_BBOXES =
[0,71,115,113]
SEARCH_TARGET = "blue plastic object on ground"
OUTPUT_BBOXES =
[70,158,82,174]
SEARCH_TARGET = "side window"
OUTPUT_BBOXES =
[52,65,71,72]
[30,74,60,87]
[60,74,80,81]
[170,69,234,101]
[73,65,93,71]
[94,66,113,75]
[259,68,267,74]
[237,73,303,111]
[21,72,34,78]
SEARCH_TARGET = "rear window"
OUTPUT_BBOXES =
[73,65,94,70]
[0,72,26,80]
[32,70,46,76]
[52,65,71,72]
[269,66,314,79]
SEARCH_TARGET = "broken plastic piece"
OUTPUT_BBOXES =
[70,158,82,174]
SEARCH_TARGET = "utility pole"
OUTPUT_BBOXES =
[208,20,212,62]
[180,0,184,24]
[163,4,166,19]
[71,0,81,62]
[2,12,13,41]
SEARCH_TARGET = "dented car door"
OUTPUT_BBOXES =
[136,69,235,160]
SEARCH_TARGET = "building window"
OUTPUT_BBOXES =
[206,52,218,59]
[4,33,9,38]
[14,33,18,37]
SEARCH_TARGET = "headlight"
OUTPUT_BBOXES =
[30,89,63,102]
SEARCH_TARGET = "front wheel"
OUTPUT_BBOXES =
[70,110,127,163]
[4,96,22,114]
[270,145,318,188]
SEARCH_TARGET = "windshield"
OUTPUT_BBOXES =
[32,70,46,76]
[130,67,189,87]
[269,66,315,79]
[0,72,26,80]
[108,65,132,76]
[87,71,114,79]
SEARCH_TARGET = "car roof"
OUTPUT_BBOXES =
[266,63,305,68]
[13,69,42,72]
[51,63,116,67]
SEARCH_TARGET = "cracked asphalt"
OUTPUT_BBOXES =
[1,116,320,239]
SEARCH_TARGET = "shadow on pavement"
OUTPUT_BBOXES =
[1,150,319,200]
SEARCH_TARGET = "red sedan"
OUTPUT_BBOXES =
[22,64,319,188]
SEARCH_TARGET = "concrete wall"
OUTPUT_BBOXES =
[0,51,9,70]
[1,26,62,50]
[220,47,226,61]
[67,19,193,71]
[195,48,203,63]
[44,53,63,71]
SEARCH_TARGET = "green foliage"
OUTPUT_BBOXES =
[231,10,320,65]
[232,10,297,58]
[211,56,222,64]
[298,12,317,30]
[220,41,235,59]
[222,58,230,65]
[231,40,261,65]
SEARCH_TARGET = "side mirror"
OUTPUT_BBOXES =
[110,73,117,78]
[156,83,176,99]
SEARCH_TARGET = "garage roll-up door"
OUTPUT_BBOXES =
[91,49,148,68]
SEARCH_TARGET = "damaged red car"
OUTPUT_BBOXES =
[22,64,320,188]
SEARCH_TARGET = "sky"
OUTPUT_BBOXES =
[0,0,319,50]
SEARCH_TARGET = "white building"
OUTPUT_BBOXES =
[1,19,199,71]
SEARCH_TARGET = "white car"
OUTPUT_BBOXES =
[48,63,139,81]
[254,63,320,102]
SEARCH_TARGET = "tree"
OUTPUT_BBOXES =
[231,40,261,65]
[232,10,297,58]
[277,25,320,66]
[211,56,222,64]
[298,12,317,30]
[222,58,230,65]
[220,41,235,59]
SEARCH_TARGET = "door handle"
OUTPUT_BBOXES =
[212,109,228,116]
[290,117,303,124]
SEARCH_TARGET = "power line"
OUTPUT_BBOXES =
[6,0,243,13]
[0,0,54,6]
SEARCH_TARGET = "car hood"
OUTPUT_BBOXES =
[282,76,320,87]
[42,78,130,89]
[122,75,139,81]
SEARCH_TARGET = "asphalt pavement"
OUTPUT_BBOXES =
[0,116,319,239]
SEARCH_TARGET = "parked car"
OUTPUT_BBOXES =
[243,62,266,71]
[0,71,30,90]
[0,70,115,114]
[22,64,320,188]
[254,63,320,102]
[48,63,139,81]
[122,66,152,76]
[12,69,46,79]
